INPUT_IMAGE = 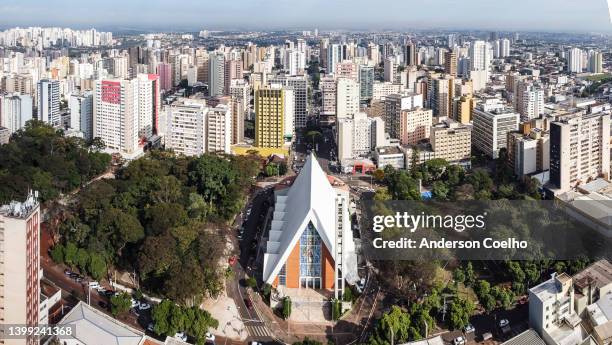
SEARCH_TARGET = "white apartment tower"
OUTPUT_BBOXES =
[337,112,385,161]
[0,94,32,134]
[93,79,141,157]
[336,78,360,120]
[567,48,583,73]
[69,91,94,140]
[37,79,60,126]
[472,106,520,159]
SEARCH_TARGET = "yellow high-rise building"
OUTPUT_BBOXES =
[255,87,285,148]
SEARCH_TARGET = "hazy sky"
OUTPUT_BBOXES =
[0,0,610,32]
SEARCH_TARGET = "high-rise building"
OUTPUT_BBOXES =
[404,42,418,66]
[69,91,94,140]
[444,51,457,77]
[268,75,308,129]
[337,112,385,161]
[549,112,610,193]
[320,76,337,117]
[166,98,207,156]
[517,82,545,122]
[0,93,32,134]
[224,59,243,95]
[428,74,454,118]
[36,79,60,126]
[359,65,374,102]
[383,57,395,82]
[472,105,520,158]
[500,39,511,57]
[205,104,232,154]
[208,52,225,97]
[399,107,433,145]
[229,80,250,144]
[336,78,360,120]
[326,44,342,74]
[567,48,583,73]
[589,52,603,74]
[430,119,472,163]
[136,74,160,138]
[0,191,41,345]
[255,87,286,148]
[156,62,172,92]
[384,93,424,139]
[469,40,491,75]
[336,60,358,81]
[93,78,141,157]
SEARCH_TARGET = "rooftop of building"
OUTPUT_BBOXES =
[573,259,612,291]
[398,335,444,345]
[556,179,612,230]
[529,273,571,301]
[375,146,403,155]
[0,191,39,219]
[500,329,547,345]
[59,301,145,345]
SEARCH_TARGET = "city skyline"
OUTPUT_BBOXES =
[1,0,612,33]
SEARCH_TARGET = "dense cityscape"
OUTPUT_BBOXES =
[0,8,611,345]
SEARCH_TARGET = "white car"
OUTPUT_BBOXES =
[499,319,510,328]
[174,332,188,342]
[206,332,215,342]
[453,336,466,345]
[464,323,475,334]
[147,323,154,332]
[131,299,139,308]
[138,302,151,310]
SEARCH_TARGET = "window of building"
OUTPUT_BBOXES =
[299,222,322,288]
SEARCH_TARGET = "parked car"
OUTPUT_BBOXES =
[131,298,139,308]
[147,323,155,332]
[174,332,188,342]
[453,336,466,345]
[464,323,475,334]
[206,332,216,342]
[138,302,151,310]
[64,269,72,276]
[88,281,100,289]
[499,319,510,328]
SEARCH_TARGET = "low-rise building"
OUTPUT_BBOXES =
[373,146,406,169]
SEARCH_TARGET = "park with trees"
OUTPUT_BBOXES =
[48,149,260,305]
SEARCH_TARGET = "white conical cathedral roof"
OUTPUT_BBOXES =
[262,153,340,284]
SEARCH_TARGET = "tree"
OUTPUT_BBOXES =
[152,300,174,336]
[282,297,292,319]
[64,242,78,267]
[97,208,144,254]
[110,292,132,317]
[246,276,257,290]
[50,244,65,264]
[448,298,475,330]
[464,262,476,287]
[306,130,322,147]
[453,268,466,284]
[432,181,450,200]
[88,253,107,280]
[75,248,90,272]
[373,169,385,183]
